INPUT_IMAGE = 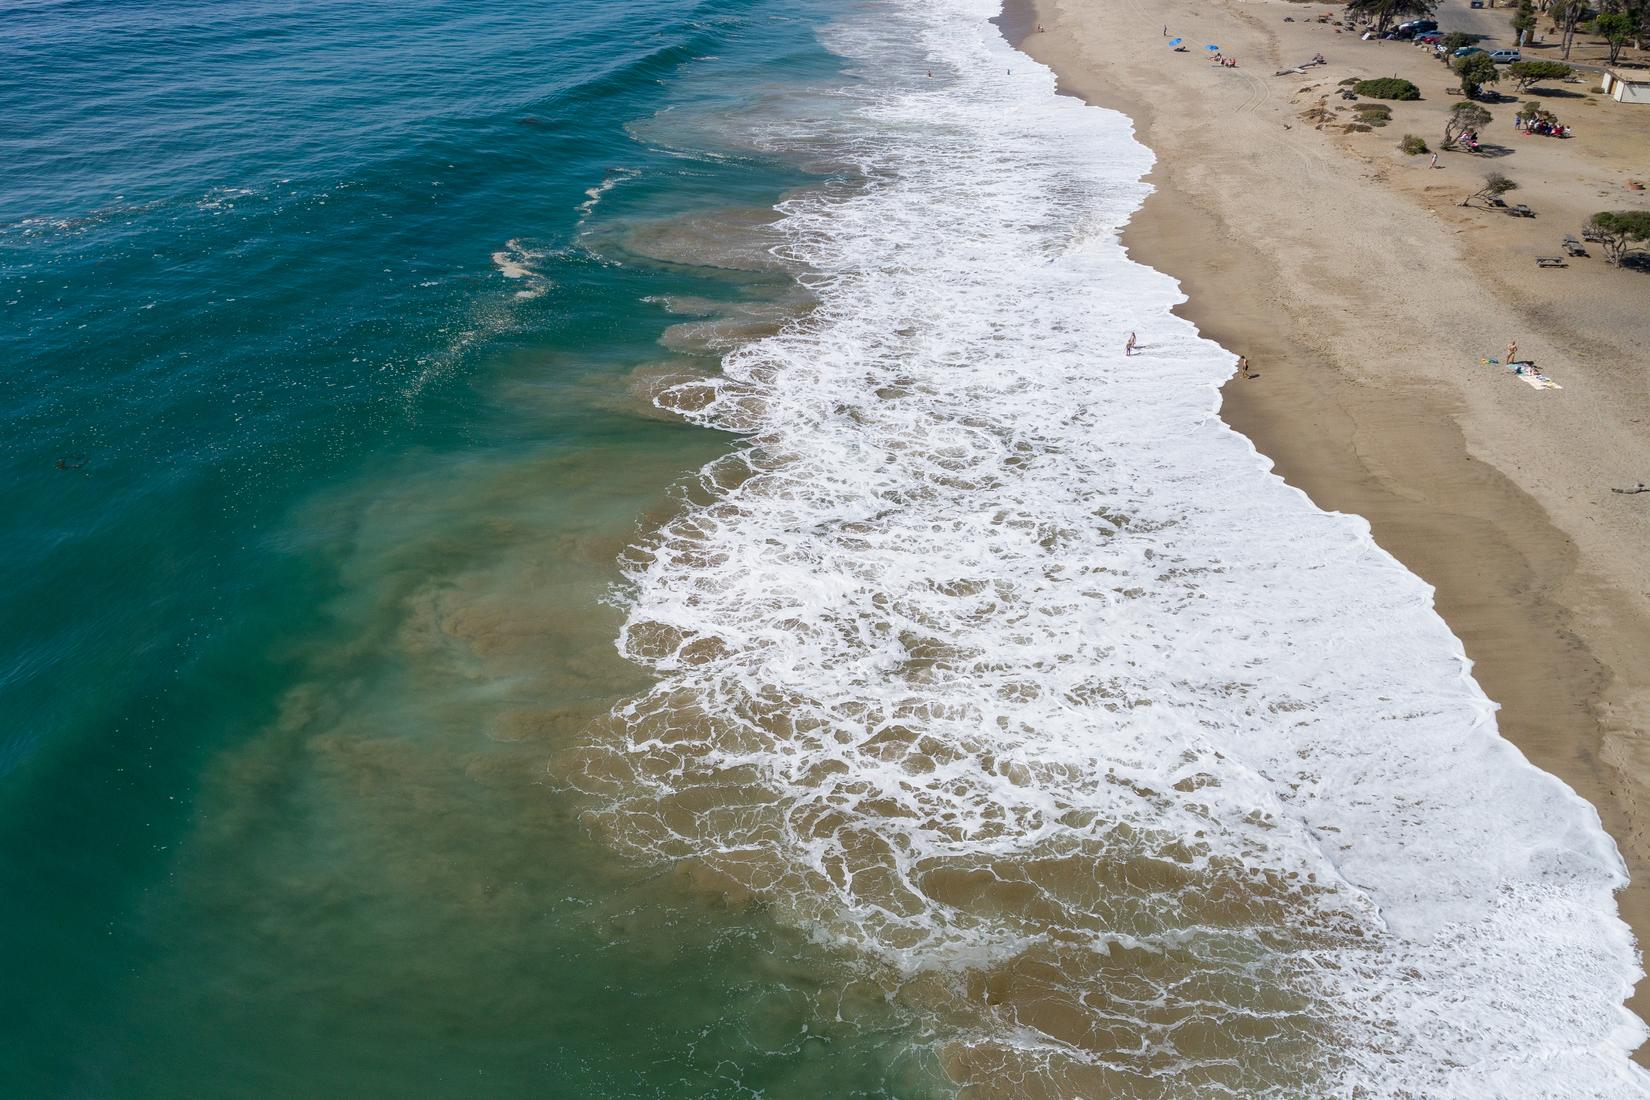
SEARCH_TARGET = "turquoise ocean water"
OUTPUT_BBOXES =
[1,0,943,1095]
[9,0,1649,1095]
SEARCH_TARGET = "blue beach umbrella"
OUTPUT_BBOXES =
[1168,37,1183,46]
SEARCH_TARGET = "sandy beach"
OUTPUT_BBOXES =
[1010,0,1650,1036]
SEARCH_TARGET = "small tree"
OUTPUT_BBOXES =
[1461,172,1518,207]
[1455,53,1501,99]
[1513,0,1538,43]
[1507,60,1574,91]
[1588,211,1650,266]
[1440,32,1478,53]
[1443,101,1493,148]
[1593,13,1634,66]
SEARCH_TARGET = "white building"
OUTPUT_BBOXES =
[1601,69,1650,104]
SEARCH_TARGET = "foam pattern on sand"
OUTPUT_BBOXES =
[574,0,1650,1093]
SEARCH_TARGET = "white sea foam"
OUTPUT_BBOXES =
[581,0,1650,1093]
[577,167,640,223]
[491,237,551,298]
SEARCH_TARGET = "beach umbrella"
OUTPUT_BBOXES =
[1205,44,1220,51]
[1169,37,1183,46]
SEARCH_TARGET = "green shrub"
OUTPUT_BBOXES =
[1400,134,1430,155]
[1354,102,1392,117]
[1354,77,1421,101]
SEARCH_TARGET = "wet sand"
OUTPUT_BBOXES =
[1006,0,1650,1039]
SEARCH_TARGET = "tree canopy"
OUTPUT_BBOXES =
[1443,101,1492,148]
[1589,211,1650,266]
[1506,60,1573,91]
[1454,53,1500,100]
[1592,12,1635,67]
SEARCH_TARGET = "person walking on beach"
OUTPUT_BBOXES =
[1125,332,1138,357]
[1506,339,1518,365]
[1235,354,1255,379]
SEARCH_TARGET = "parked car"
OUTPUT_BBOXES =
[1488,48,1522,63]
[1470,0,1484,7]
[1416,31,1445,44]
[1401,19,1438,32]
[1454,45,1486,57]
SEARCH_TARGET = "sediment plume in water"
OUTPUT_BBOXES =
[567,0,1650,1095]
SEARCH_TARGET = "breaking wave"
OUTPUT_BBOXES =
[569,0,1649,1094]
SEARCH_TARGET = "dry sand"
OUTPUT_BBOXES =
[1008,0,1650,1039]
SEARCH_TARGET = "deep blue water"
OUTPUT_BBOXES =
[0,0,943,1095]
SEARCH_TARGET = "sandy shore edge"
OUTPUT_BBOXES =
[1001,0,1650,1043]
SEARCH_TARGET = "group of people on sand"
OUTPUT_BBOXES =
[1516,116,1571,139]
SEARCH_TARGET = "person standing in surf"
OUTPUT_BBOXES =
[1125,331,1137,357]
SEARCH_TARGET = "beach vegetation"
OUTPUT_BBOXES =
[1590,12,1635,67]
[1354,77,1421,100]
[1507,60,1574,91]
[1454,53,1500,99]
[1339,76,1360,86]
[1460,171,1517,207]
[1355,102,1393,122]
[1442,101,1492,148]
[1400,133,1430,154]
[1588,211,1650,266]
[1345,0,1436,36]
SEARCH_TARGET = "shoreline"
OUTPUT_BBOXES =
[1005,0,1650,1041]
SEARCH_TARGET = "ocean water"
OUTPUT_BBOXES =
[2,0,1646,1096]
